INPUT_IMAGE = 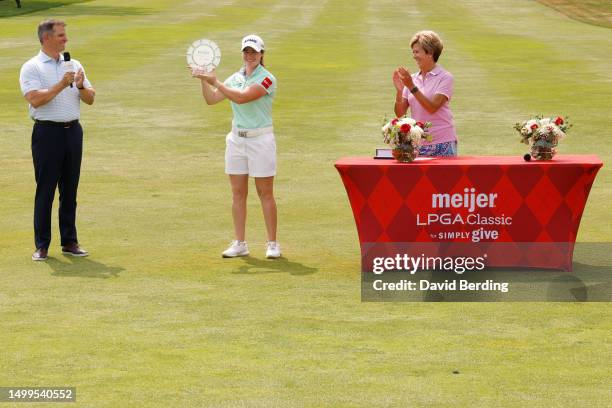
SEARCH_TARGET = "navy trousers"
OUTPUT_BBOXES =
[31,121,83,250]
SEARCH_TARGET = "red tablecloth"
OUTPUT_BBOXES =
[335,155,603,271]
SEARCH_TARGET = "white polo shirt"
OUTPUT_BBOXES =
[19,50,91,121]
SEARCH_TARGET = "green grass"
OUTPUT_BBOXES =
[537,0,612,28]
[0,0,95,18]
[1,0,611,406]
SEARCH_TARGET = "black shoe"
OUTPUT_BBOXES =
[62,243,89,257]
[32,248,48,261]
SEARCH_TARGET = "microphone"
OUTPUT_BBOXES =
[63,52,74,88]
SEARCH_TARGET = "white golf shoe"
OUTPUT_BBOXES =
[222,240,249,258]
[265,241,281,259]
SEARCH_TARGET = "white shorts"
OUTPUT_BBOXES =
[225,130,277,177]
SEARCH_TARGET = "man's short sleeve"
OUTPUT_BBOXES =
[19,61,42,96]
[435,72,453,101]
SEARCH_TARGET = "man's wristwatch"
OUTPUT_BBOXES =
[77,85,85,90]
[410,86,419,94]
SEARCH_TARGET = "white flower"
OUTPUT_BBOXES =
[514,115,570,149]
[382,116,430,147]
[399,117,416,126]
[539,117,552,125]
[552,125,565,139]
[409,126,423,141]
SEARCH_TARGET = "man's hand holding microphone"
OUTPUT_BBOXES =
[61,51,84,89]
[61,70,75,88]
[60,69,85,89]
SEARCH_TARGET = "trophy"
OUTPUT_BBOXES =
[187,39,221,72]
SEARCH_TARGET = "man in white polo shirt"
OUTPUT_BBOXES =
[19,19,95,261]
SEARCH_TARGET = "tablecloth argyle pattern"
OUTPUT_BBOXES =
[336,155,602,271]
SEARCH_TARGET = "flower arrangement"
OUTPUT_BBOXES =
[382,116,432,162]
[514,115,571,160]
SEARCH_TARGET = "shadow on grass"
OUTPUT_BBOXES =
[547,261,611,302]
[233,256,317,276]
[0,1,151,18]
[46,255,123,279]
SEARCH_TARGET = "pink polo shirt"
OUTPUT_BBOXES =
[402,65,456,145]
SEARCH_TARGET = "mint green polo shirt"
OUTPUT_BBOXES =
[224,64,276,129]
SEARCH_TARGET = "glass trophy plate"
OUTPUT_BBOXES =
[187,39,221,72]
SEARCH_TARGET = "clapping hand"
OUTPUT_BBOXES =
[392,69,404,92]
[74,69,85,89]
[397,67,414,88]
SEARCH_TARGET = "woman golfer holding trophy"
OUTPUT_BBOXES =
[189,35,281,259]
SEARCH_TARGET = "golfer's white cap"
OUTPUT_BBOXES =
[241,34,264,52]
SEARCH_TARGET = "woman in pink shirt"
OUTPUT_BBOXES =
[393,30,457,157]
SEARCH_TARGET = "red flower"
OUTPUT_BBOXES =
[530,123,539,130]
[416,121,425,128]
[391,118,399,125]
[554,116,564,125]
[400,123,411,133]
